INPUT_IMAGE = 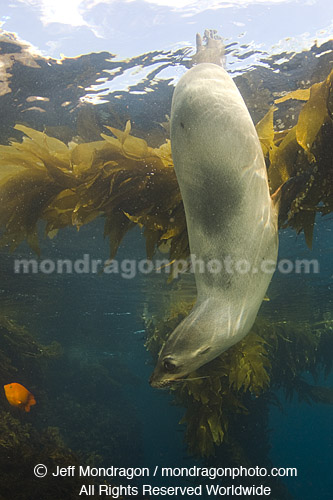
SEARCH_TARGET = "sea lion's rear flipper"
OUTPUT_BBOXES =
[191,30,225,67]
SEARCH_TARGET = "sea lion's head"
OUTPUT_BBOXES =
[149,299,221,388]
[149,297,255,388]
[149,345,212,388]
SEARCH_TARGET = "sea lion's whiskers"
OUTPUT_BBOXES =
[174,376,211,382]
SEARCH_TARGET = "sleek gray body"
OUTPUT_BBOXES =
[150,63,278,387]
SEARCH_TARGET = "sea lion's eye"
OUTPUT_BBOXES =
[163,359,176,372]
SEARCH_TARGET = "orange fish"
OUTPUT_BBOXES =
[4,383,36,412]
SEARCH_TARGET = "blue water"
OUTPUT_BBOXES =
[3,221,202,472]
[2,214,331,499]
[270,386,333,500]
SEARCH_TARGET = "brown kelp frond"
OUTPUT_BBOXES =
[0,124,77,254]
[177,333,271,457]
[0,67,332,259]
[0,122,187,262]
[257,68,333,247]
[227,333,271,396]
[144,304,333,457]
[144,296,271,457]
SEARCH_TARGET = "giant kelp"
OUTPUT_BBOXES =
[257,68,333,247]
[0,66,332,256]
[0,122,187,263]
[144,299,333,458]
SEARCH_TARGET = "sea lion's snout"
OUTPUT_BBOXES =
[149,356,181,388]
[150,310,219,389]
[149,371,173,388]
[149,374,170,389]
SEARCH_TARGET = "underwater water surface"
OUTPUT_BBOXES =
[0,1,333,499]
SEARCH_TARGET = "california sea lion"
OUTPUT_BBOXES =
[150,62,279,388]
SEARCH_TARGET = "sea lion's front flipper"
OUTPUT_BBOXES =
[271,184,283,213]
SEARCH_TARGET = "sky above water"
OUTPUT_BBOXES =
[1,0,332,59]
